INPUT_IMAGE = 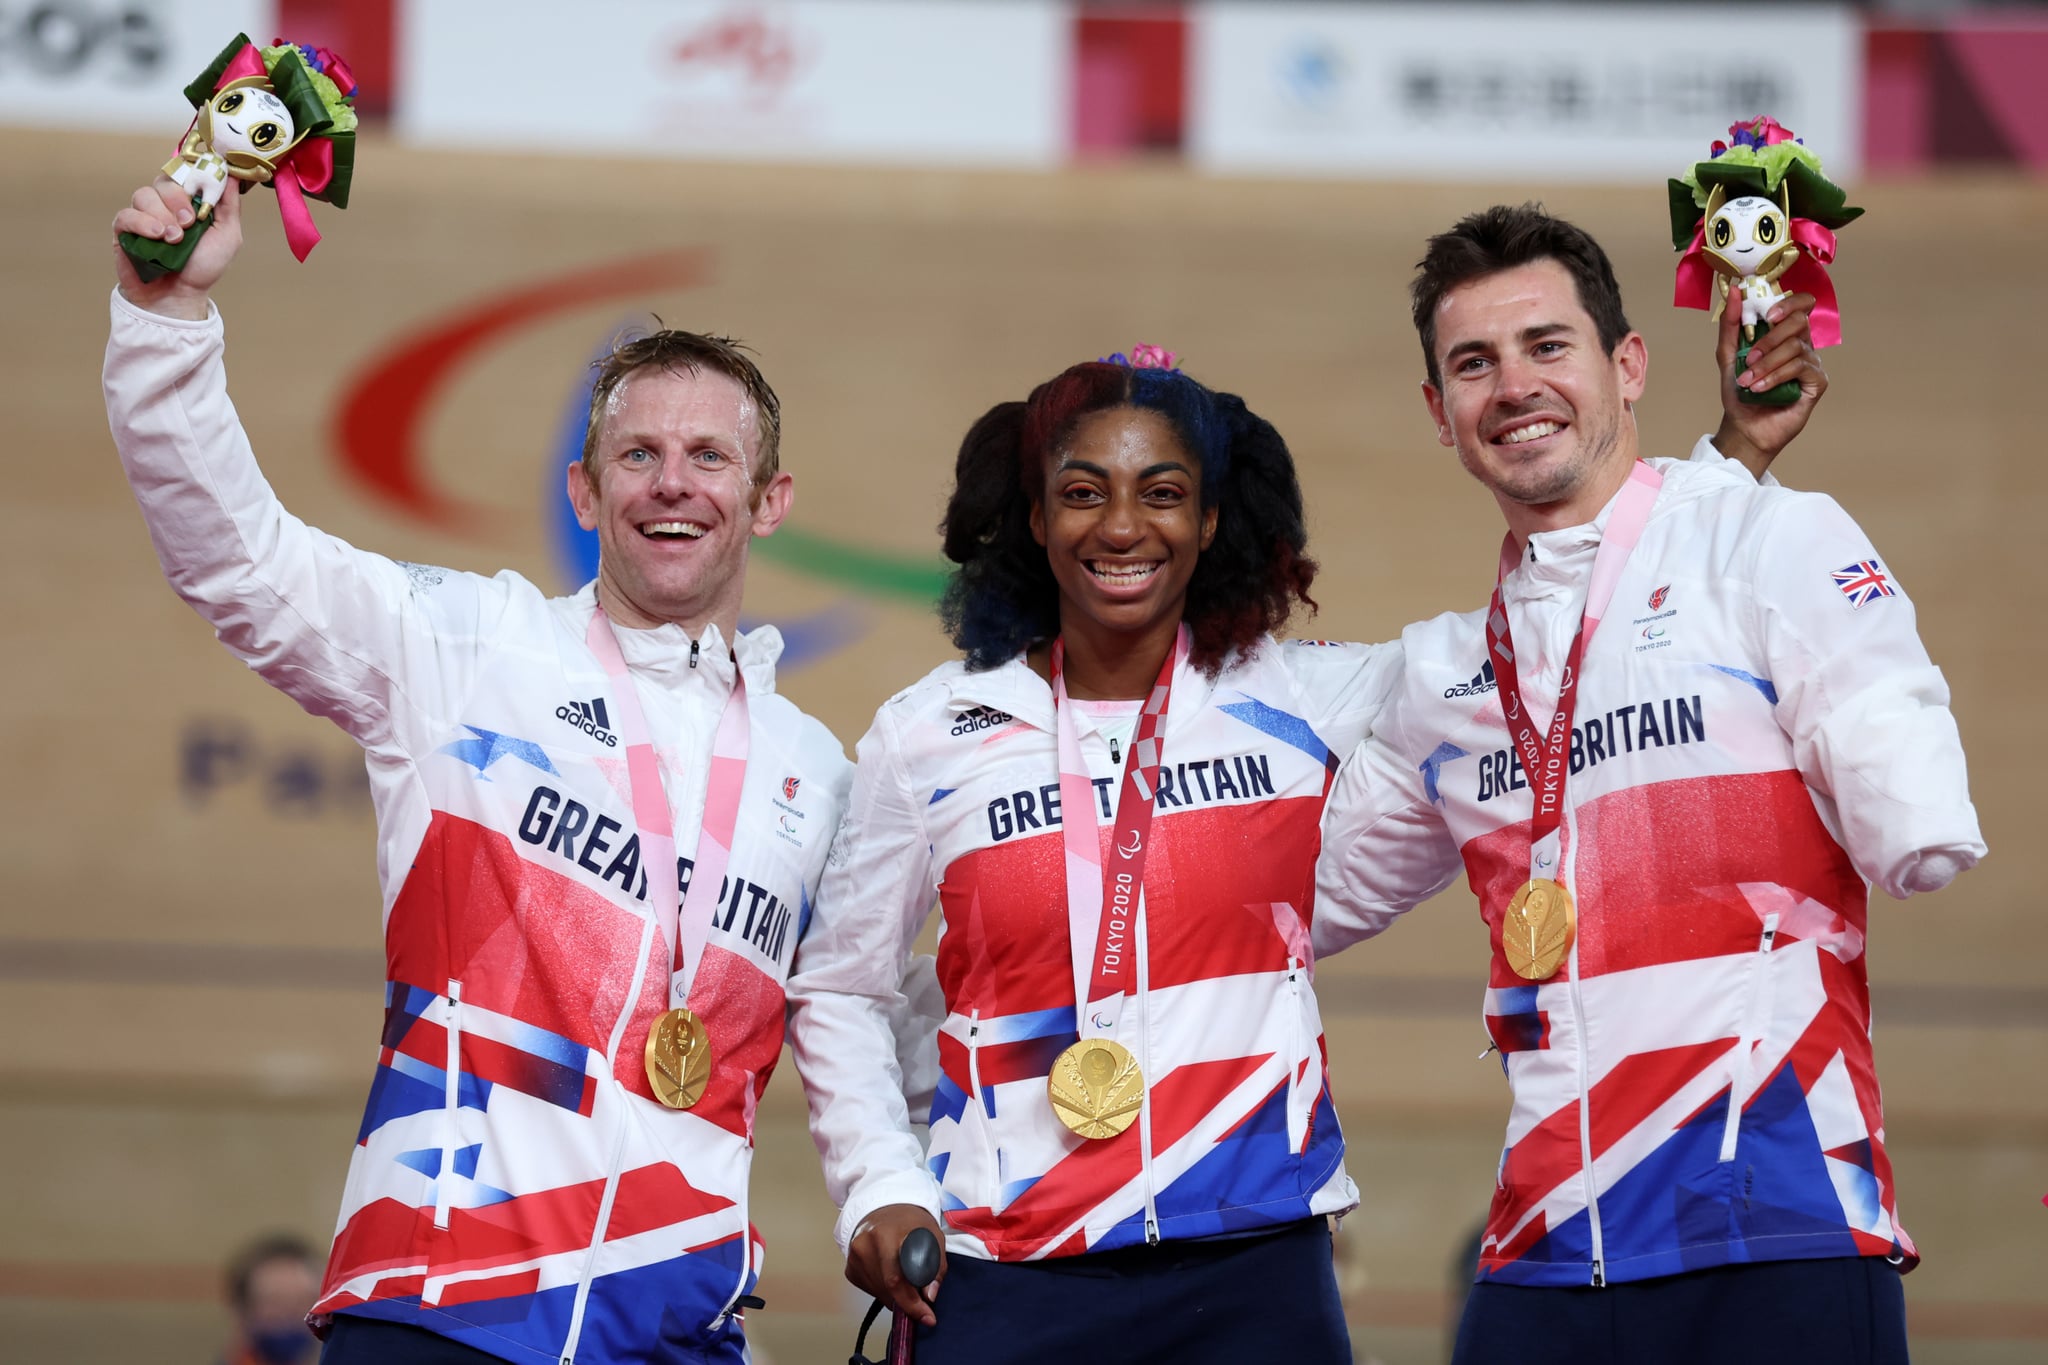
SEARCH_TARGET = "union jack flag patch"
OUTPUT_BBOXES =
[1831,559,1896,608]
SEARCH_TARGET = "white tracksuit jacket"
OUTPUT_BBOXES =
[103,292,851,1365]
[1316,445,1985,1289]
[786,637,1402,1262]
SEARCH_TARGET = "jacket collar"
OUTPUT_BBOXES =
[941,642,1221,733]
[1510,448,1734,593]
[571,582,782,696]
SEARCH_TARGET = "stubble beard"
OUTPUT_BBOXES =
[1461,400,1622,510]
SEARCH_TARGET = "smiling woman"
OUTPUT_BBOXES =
[786,351,1407,1365]
[938,356,1316,683]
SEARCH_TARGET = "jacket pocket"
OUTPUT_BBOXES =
[1719,917,1780,1163]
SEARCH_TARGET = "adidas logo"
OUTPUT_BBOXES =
[555,697,619,747]
[1444,660,1498,699]
[949,705,1015,737]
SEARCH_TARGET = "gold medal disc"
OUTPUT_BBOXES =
[1503,879,1576,981]
[1048,1038,1145,1140]
[645,1007,713,1109]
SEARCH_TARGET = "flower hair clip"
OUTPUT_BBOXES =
[1099,343,1180,372]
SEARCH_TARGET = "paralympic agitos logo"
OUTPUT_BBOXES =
[329,252,948,668]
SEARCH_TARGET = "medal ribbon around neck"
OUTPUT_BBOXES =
[1052,626,1183,1043]
[586,607,750,1106]
[1041,627,1184,1139]
[1482,462,1662,979]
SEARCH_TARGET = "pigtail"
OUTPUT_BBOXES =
[939,401,1060,670]
[1182,392,1318,672]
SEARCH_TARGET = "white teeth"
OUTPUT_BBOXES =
[1090,562,1159,584]
[643,521,706,538]
[1499,420,1563,446]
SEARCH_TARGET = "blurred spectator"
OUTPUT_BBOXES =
[219,1234,320,1365]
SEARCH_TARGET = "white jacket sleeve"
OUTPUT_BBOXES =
[1279,638,1408,760]
[1749,493,1985,898]
[1685,431,1782,487]
[785,704,945,1252]
[102,291,505,747]
[1313,705,1465,958]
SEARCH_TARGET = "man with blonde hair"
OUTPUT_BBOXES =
[107,174,849,1365]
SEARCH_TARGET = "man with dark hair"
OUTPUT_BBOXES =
[221,1234,319,1365]
[1317,203,1983,1363]
[105,175,853,1365]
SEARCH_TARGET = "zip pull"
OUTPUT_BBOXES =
[689,640,701,669]
[1109,736,1122,765]
[1591,1261,1606,1288]
[1477,1041,1500,1061]
[1145,1217,1160,1246]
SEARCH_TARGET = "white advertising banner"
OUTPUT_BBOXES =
[398,0,1067,167]
[1191,3,1862,182]
[0,0,274,130]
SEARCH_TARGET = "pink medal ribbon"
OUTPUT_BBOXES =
[586,608,750,1011]
[1484,462,1663,886]
[1051,626,1185,1045]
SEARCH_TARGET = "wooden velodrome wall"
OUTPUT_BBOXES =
[3,129,2042,1363]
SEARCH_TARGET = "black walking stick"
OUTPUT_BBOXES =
[849,1227,941,1365]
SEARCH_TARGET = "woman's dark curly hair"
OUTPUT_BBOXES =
[939,360,1317,675]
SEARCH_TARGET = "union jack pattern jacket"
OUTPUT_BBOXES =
[788,637,1401,1261]
[1316,448,1985,1289]
[105,293,851,1364]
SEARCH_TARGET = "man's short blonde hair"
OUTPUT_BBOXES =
[580,329,782,493]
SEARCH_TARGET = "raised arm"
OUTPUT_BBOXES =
[1708,288,1829,480]
[106,176,500,746]
[784,706,948,1326]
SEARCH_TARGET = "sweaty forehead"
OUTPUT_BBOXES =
[601,366,757,455]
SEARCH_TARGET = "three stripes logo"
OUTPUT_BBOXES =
[1444,660,1499,700]
[555,697,619,747]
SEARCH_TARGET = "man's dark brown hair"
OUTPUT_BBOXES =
[1410,203,1633,389]
[580,329,783,494]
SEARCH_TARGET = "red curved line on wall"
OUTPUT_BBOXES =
[332,251,710,535]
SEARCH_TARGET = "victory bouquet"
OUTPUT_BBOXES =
[119,33,357,281]
[1669,117,1861,405]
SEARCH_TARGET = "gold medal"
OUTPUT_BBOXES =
[1503,879,1575,981]
[645,1007,713,1109]
[1048,1038,1144,1140]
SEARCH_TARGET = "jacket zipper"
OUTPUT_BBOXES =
[1719,915,1781,1163]
[433,979,464,1232]
[559,884,660,1362]
[1559,809,1604,1288]
[1106,719,1159,1246]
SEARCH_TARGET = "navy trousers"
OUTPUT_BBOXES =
[320,1315,509,1365]
[1452,1255,1909,1365]
[911,1217,1351,1365]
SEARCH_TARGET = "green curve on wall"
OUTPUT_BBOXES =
[756,525,952,605]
